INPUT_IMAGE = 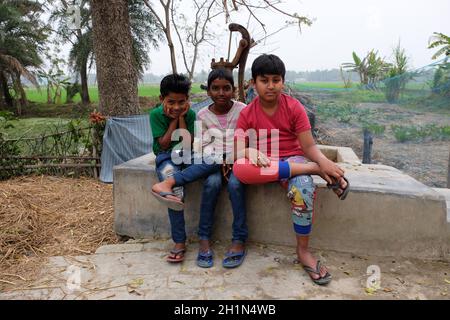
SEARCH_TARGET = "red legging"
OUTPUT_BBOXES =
[233,159,288,184]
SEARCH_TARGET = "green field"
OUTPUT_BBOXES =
[1,118,89,140]
[25,84,203,104]
[287,81,429,91]
[287,81,355,90]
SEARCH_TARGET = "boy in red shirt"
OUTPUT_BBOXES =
[233,54,349,285]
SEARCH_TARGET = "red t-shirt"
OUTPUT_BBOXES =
[234,93,311,158]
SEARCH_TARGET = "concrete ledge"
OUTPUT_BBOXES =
[113,149,450,260]
[317,145,361,165]
[433,188,450,223]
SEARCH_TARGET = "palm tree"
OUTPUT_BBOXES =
[0,0,48,113]
[428,32,450,60]
[0,53,40,106]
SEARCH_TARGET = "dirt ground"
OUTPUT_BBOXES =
[316,102,450,188]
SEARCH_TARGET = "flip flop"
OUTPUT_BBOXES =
[151,190,184,211]
[167,247,186,263]
[197,249,214,268]
[327,176,350,200]
[222,249,247,268]
[302,260,332,285]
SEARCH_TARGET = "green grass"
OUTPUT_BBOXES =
[288,81,356,90]
[25,84,203,104]
[1,117,89,140]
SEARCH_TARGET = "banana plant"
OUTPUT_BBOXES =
[428,32,450,60]
[342,51,368,85]
[342,50,389,89]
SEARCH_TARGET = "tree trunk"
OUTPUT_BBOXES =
[363,129,373,164]
[0,71,13,108]
[91,0,139,116]
[80,57,90,105]
[165,1,177,74]
[12,72,27,115]
[47,83,52,104]
[189,45,199,81]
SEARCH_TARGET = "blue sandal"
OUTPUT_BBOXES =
[222,249,247,268]
[197,249,214,268]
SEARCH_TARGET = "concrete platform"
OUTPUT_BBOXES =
[1,240,449,300]
[113,146,450,260]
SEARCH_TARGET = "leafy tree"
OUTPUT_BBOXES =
[49,0,162,105]
[0,0,49,114]
[37,54,70,104]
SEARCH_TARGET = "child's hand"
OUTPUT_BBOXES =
[317,158,345,184]
[163,103,178,119]
[179,102,191,118]
[247,148,270,167]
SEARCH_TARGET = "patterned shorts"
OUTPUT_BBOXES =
[281,156,316,236]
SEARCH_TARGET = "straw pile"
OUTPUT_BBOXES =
[0,175,119,291]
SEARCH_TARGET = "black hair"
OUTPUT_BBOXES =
[160,73,191,98]
[251,54,286,80]
[207,68,234,89]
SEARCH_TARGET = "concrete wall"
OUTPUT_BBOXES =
[113,148,450,260]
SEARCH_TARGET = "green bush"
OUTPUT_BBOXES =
[391,124,450,142]
[363,122,386,136]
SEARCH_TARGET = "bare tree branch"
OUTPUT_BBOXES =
[172,0,218,79]
[253,25,290,46]
[143,0,166,32]
[171,0,190,77]
[234,0,266,34]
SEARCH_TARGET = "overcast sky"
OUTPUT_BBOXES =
[145,0,450,75]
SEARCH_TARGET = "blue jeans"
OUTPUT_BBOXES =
[197,171,248,243]
[227,172,248,243]
[155,152,248,243]
[155,152,186,243]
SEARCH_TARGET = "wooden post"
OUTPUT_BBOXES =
[447,150,450,188]
[363,129,373,164]
[92,127,99,179]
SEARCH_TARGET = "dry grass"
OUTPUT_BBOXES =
[0,175,119,291]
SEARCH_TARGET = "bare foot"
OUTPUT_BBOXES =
[152,178,180,202]
[167,242,186,262]
[228,241,245,254]
[296,248,328,280]
[199,239,211,253]
[333,176,348,197]
[326,176,348,197]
